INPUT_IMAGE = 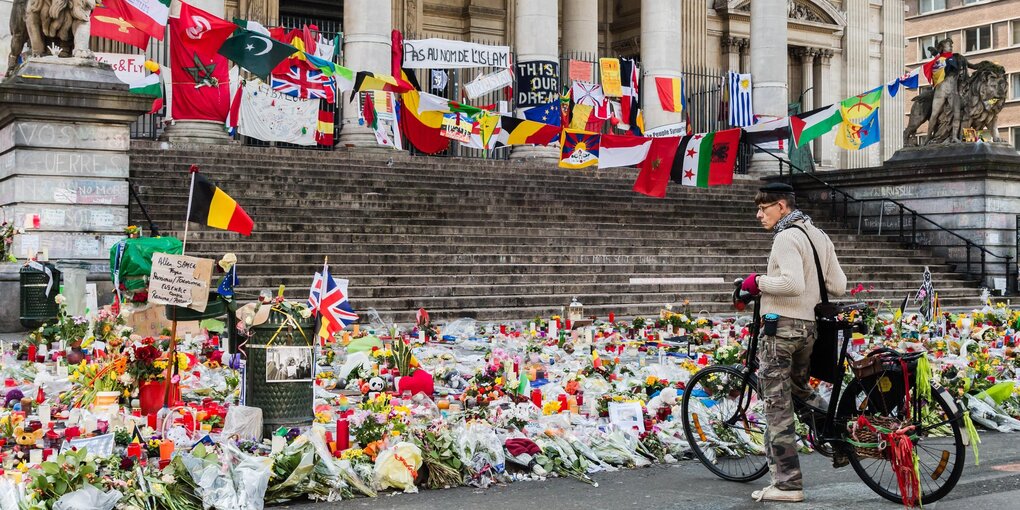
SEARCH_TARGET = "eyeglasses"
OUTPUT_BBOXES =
[757,202,781,213]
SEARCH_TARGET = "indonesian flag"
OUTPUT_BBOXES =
[598,134,652,169]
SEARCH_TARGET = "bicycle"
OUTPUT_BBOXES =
[680,280,967,505]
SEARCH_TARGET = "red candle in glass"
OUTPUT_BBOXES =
[531,388,542,407]
[499,324,507,335]
[566,319,572,330]
[337,419,350,452]
[557,394,569,413]
[127,443,141,459]
[27,345,36,363]
[609,312,615,323]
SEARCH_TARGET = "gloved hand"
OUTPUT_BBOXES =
[741,273,760,296]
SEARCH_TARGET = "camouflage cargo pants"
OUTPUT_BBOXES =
[757,317,818,490]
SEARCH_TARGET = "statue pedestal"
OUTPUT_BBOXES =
[774,143,1020,291]
[0,58,152,331]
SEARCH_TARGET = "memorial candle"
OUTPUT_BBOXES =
[337,419,350,452]
[127,443,141,459]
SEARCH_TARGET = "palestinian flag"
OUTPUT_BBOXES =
[496,117,559,147]
[188,170,254,236]
[789,104,842,149]
[671,128,742,188]
[129,73,161,96]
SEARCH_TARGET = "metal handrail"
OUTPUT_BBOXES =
[127,179,160,237]
[749,142,1013,292]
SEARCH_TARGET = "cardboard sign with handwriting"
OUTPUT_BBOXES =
[147,254,213,312]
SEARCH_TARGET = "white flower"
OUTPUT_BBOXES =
[54,294,66,305]
[118,373,135,385]
[300,308,312,319]
[160,473,176,484]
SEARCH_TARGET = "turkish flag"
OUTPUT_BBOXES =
[632,136,681,198]
[91,0,150,50]
[169,4,236,122]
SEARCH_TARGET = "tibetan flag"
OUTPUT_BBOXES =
[671,128,742,188]
[922,52,953,87]
[187,171,254,236]
[400,89,450,154]
[496,116,559,147]
[728,71,754,127]
[653,77,683,113]
[559,129,600,169]
[218,29,297,80]
[790,104,842,148]
[835,87,882,151]
[599,134,652,169]
[632,136,681,198]
[315,110,334,146]
[350,71,411,100]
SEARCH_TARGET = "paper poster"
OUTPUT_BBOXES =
[515,60,560,108]
[568,60,594,82]
[608,401,645,432]
[94,53,146,87]
[441,113,473,143]
[402,39,511,69]
[147,253,213,312]
[464,68,514,99]
[600,58,622,97]
[60,433,115,456]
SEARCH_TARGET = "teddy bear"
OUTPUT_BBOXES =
[14,424,44,447]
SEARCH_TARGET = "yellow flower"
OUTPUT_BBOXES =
[542,401,561,415]
[495,377,503,385]
[645,375,658,385]
[390,430,401,437]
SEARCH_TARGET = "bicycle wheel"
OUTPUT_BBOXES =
[838,378,965,505]
[681,365,769,482]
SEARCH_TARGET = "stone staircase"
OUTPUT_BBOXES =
[128,142,984,323]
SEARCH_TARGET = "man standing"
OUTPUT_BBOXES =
[740,183,847,502]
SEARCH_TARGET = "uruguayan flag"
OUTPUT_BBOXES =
[728,71,754,127]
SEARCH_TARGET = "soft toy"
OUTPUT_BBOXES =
[367,377,386,392]
[646,387,679,418]
[14,425,44,446]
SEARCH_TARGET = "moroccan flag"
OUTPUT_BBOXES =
[672,128,742,188]
[315,110,334,146]
[654,77,683,113]
[169,4,236,122]
[351,71,411,100]
[790,104,842,148]
[218,29,297,80]
[559,129,600,169]
[91,0,148,49]
[400,89,450,154]
[632,137,681,198]
[188,171,254,236]
[599,134,652,169]
[496,117,559,147]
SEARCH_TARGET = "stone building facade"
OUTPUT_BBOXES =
[903,0,1020,151]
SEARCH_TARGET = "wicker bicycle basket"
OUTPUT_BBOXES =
[849,415,901,459]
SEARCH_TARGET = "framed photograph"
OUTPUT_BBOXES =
[265,346,314,382]
[608,401,645,432]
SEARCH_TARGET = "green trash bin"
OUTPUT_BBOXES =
[20,263,61,329]
[244,307,315,437]
[165,292,238,354]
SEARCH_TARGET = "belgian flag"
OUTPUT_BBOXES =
[187,169,254,236]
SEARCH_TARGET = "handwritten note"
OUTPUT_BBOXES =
[147,253,213,312]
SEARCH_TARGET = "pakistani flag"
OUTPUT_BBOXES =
[218,29,297,80]
[233,18,271,36]
[129,73,161,97]
[789,104,842,149]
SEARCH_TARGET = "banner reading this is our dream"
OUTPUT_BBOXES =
[515,60,559,108]
[403,39,511,69]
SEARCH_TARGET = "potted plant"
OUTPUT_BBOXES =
[126,338,180,414]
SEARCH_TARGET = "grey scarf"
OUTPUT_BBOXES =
[773,209,812,235]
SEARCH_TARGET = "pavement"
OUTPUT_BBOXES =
[282,432,1020,510]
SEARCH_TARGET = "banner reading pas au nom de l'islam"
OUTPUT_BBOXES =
[402,38,511,69]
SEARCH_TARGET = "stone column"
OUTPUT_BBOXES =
[681,0,708,69]
[721,37,740,73]
[640,0,683,131]
[0,60,152,331]
[814,49,834,166]
[511,0,559,161]
[844,0,868,169]
[798,49,815,113]
[562,0,598,58]
[160,0,230,144]
[881,0,905,161]
[339,0,393,149]
[749,0,788,172]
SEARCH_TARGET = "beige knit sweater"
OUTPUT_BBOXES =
[758,219,848,321]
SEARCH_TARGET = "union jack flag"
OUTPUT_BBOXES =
[308,268,358,337]
[271,64,336,103]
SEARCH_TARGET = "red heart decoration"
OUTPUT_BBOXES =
[397,369,434,397]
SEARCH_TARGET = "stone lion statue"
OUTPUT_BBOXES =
[6,0,95,76]
[904,60,1007,146]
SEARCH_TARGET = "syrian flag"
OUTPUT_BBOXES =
[599,134,653,169]
[671,128,742,188]
[620,58,641,135]
[789,104,842,149]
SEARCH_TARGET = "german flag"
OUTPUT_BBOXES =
[188,170,254,236]
[496,116,560,147]
[350,71,411,101]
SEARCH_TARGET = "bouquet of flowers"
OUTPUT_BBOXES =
[0,219,18,263]
[411,424,464,489]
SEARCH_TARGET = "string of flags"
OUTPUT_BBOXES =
[91,1,943,198]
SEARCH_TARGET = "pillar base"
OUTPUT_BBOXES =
[510,145,560,163]
[160,120,231,145]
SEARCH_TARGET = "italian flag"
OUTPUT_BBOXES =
[129,73,161,97]
[673,128,742,188]
[789,104,842,148]
[125,0,171,40]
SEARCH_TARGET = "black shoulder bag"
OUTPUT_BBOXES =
[787,225,851,384]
